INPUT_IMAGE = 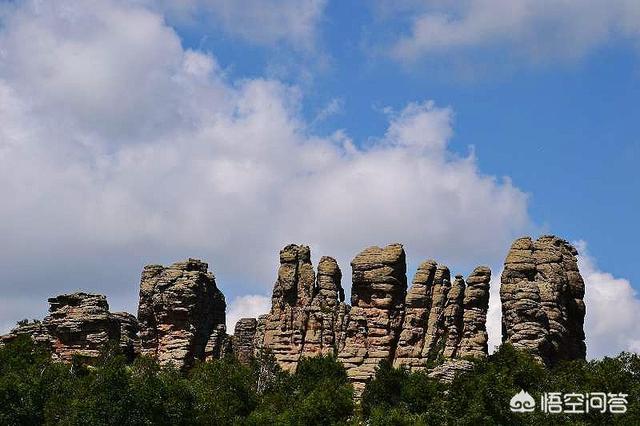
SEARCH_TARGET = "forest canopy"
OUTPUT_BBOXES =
[0,336,638,425]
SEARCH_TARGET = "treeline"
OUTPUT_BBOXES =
[1,336,639,425]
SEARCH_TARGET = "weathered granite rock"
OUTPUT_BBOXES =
[0,320,53,351]
[256,244,315,371]
[337,244,407,394]
[394,263,491,369]
[421,265,451,361]
[137,258,226,370]
[500,235,586,365]
[112,311,141,360]
[427,359,475,383]
[301,256,349,359]
[457,266,491,359]
[232,318,258,365]
[1,292,139,363]
[45,293,123,362]
[255,246,350,370]
[442,275,466,358]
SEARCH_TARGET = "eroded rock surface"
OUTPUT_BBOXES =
[138,259,226,369]
[337,244,407,394]
[232,318,258,365]
[394,263,491,370]
[500,235,586,365]
[1,292,139,363]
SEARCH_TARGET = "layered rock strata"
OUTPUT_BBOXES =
[337,244,407,393]
[137,258,227,370]
[254,245,349,371]
[232,318,258,365]
[1,292,138,362]
[500,235,586,365]
[393,264,491,369]
[253,243,492,394]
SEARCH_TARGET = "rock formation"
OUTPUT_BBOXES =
[1,292,138,362]
[500,235,586,365]
[253,245,350,371]
[252,243,492,395]
[457,266,491,358]
[232,318,258,365]
[393,263,491,370]
[337,244,407,393]
[1,234,587,393]
[137,258,227,370]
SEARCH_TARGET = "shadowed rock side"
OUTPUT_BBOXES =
[500,235,586,366]
[337,244,407,394]
[1,292,139,362]
[393,263,491,370]
[232,318,258,365]
[137,259,226,370]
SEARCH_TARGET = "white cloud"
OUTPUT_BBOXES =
[226,295,271,332]
[578,241,640,358]
[0,0,529,331]
[385,0,640,63]
[146,0,326,50]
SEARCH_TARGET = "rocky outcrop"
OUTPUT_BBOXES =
[2,234,587,393]
[1,292,139,363]
[254,246,349,371]
[254,245,315,371]
[337,244,407,394]
[232,318,258,365]
[137,259,226,370]
[251,243,494,393]
[457,266,491,358]
[500,235,586,365]
[393,263,491,369]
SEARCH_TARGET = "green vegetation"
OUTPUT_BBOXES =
[362,344,640,425]
[0,336,353,425]
[1,337,638,425]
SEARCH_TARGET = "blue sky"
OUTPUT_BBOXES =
[0,0,638,357]
[174,2,640,285]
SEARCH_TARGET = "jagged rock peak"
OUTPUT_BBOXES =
[272,244,315,310]
[137,258,226,370]
[316,256,344,306]
[500,235,586,366]
[394,261,491,369]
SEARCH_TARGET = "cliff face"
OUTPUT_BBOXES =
[500,235,586,366]
[1,234,587,389]
[137,258,227,370]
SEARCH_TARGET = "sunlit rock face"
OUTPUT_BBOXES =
[253,243,492,396]
[500,235,586,365]
[137,258,226,370]
[1,292,139,363]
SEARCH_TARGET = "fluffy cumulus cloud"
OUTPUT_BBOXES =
[578,242,640,358]
[384,0,640,63]
[0,0,530,332]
